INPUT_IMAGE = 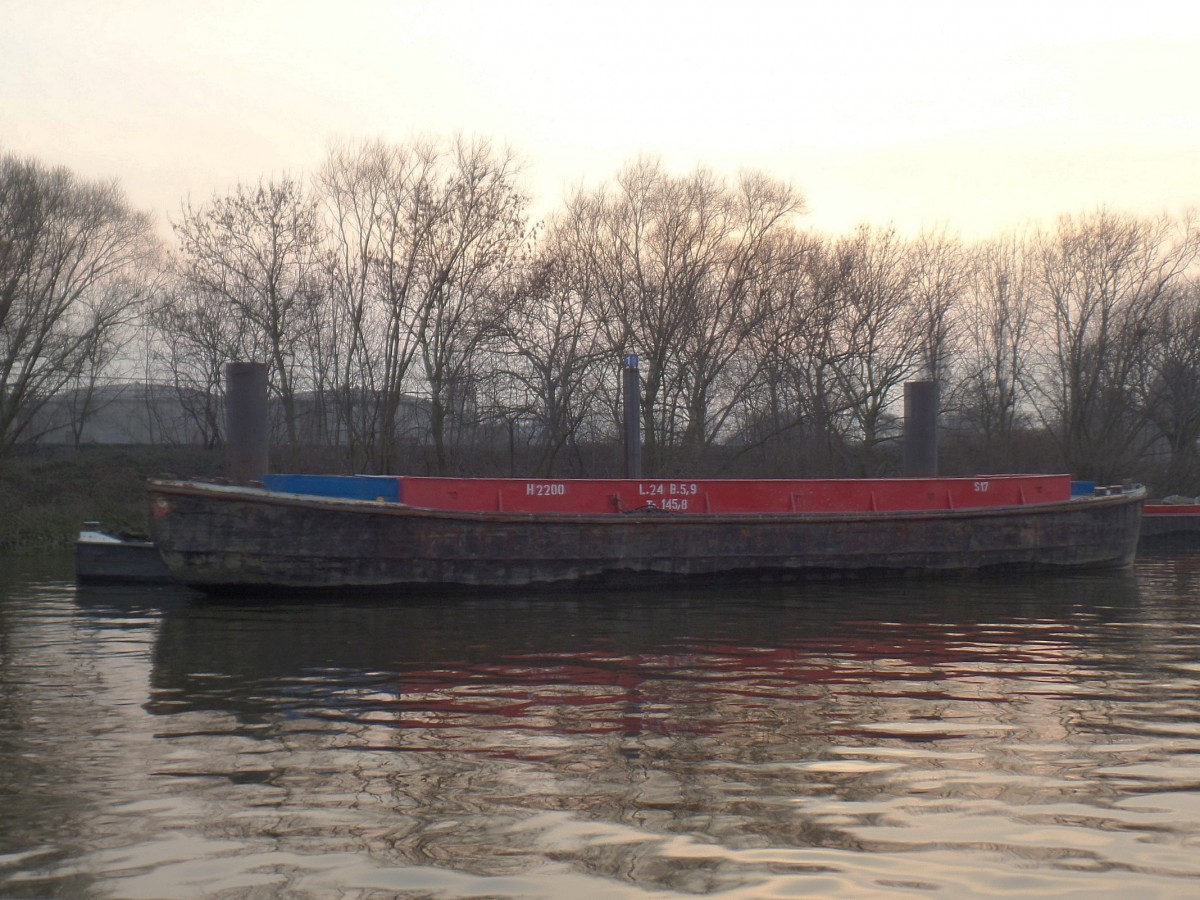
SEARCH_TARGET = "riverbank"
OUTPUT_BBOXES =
[0,446,223,552]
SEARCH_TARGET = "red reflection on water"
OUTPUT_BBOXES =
[369,621,1068,748]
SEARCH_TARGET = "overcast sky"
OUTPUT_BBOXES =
[3,0,1199,239]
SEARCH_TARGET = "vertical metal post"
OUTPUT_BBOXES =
[226,361,269,484]
[622,354,642,479]
[903,380,939,477]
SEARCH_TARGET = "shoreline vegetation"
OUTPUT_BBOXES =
[0,446,224,553]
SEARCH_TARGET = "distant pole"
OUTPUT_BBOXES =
[622,354,642,479]
[226,361,269,484]
[903,380,939,477]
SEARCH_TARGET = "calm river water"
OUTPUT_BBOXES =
[3,548,1200,899]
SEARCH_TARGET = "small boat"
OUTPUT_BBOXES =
[146,474,1145,594]
[74,522,174,584]
[1141,497,1200,538]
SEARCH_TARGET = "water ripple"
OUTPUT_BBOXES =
[3,556,1200,896]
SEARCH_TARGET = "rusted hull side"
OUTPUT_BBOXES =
[147,481,1144,594]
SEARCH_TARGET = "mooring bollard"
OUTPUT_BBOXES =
[226,361,269,484]
[623,354,642,479]
[903,380,939,477]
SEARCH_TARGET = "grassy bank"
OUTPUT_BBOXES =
[0,446,224,552]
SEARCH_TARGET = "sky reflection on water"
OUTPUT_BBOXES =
[2,553,1200,898]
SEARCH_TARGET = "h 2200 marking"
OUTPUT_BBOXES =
[525,482,566,496]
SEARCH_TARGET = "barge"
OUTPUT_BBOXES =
[146,474,1144,594]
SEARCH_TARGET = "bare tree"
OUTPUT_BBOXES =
[725,229,843,472]
[793,239,866,472]
[147,273,244,449]
[173,176,324,464]
[671,172,806,470]
[826,225,924,474]
[0,154,160,457]
[62,285,139,449]
[909,228,969,386]
[413,138,531,474]
[495,239,608,476]
[1030,209,1200,480]
[317,139,439,471]
[317,138,531,474]
[953,235,1036,469]
[559,159,804,474]
[1129,279,1200,492]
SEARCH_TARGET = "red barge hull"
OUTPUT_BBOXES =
[147,475,1144,593]
[1141,503,1200,538]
